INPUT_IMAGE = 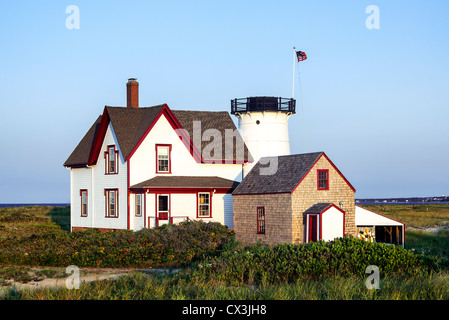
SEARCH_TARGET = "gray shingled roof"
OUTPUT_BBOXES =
[63,116,102,167]
[172,110,251,162]
[63,105,251,167]
[304,203,333,214]
[232,152,324,195]
[106,105,165,160]
[130,176,239,189]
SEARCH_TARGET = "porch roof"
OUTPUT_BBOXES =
[355,206,404,227]
[130,176,239,190]
[304,203,333,214]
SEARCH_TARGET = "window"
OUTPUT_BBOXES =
[80,189,88,217]
[135,194,143,217]
[257,207,265,234]
[198,193,211,217]
[105,145,118,174]
[105,189,118,218]
[156,145,171,173]
[317,169,329,190]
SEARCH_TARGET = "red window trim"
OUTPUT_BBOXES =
[80,189,88,217]
[256,206,265,234]
[317,169,329,190]
[196,192,212,218]
[104,189,119,218]
[155,144,172,174]
[104,145,119,175]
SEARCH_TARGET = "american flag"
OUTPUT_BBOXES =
[296,50,307,62]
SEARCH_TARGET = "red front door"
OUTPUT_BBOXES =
[309,215,318,242]
[158,195,169,220]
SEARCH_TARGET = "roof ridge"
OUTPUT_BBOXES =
[172,109,229,113]
[266,151,323,158]
[105,104,167,109]
[258,151,323,159]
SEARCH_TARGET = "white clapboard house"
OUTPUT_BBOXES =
[63,79,251,231]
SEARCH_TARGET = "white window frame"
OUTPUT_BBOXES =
[135,193,143,217]
[197,192,211,218]
[105,189,118,218]
[80,189,88,217]
[156,145,171,173]
[105,145,118,174]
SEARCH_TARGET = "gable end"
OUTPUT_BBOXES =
[291,153,356,194]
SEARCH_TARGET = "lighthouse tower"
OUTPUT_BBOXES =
[231,96,296,176]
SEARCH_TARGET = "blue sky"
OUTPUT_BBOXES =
[0,0,448,203]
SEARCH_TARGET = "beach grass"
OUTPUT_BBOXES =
[0,206,70,239]
[4,269,449,300]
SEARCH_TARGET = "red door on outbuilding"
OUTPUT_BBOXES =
[308,215,318,242]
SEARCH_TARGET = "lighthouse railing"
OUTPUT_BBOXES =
[231,97,296,114]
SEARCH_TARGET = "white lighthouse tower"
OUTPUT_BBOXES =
[231,96,296,176]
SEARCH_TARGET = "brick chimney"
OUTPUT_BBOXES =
[126,78,139,108]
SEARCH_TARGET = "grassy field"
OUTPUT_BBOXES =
[361,204,449,259]
[0,206,70,239]
[0,204,448,300]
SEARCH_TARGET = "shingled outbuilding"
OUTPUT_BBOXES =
[232,152,357,245]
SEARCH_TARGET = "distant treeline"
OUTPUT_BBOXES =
[356,196,449,205]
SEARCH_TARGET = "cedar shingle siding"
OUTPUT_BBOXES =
[232,152,356,245]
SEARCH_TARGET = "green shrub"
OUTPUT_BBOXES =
[0,220,235,268]
[186,237,434,285]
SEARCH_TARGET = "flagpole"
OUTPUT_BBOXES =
[292,46,296,99]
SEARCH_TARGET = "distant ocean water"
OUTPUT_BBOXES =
[356,201,449,205]
[0,203,70,208]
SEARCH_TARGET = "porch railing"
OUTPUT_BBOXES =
[147,216,190,228]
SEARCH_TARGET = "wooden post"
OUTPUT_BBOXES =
[384,226,392,244]
[396,226,400,245]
